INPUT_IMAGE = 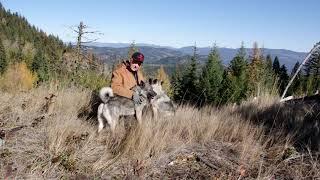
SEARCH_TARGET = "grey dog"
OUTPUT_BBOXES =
[149,78,176,118]
[97,81,156,132]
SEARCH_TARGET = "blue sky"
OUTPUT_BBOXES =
[2,0,320,52]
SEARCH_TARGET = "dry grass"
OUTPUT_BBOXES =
[0,62,38,92]
[0,86,319,179]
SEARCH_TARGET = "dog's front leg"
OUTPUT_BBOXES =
[110,117,117,132]
[152,105,158,119]
[135,107,143,124]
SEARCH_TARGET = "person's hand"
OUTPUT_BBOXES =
[132,93,143,104]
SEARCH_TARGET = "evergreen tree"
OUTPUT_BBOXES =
[278,64,289,95]
[305,75,315,95]
[219,70,235,104]
[228,42,248,103]
[304,44,320,92]
[32,50,49,82]
[265,54,273,78]
[199,44,223,105]
[265,54,273,72]
[288,61,302,95]
[272,56,281,76]
[263,54,276,92]
[301,43,320,94]
[0,37,7,74]
[272,56,281,93]
[179,45,199,104]
[171,64,183,102]
[291,61,300,77]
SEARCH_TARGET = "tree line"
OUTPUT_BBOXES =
[170,42,320,106]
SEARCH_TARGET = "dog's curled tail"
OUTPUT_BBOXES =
[99,87,114,103]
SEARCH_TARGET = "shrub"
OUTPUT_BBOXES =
[0,62,38,92]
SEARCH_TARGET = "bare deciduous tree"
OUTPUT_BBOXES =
[69,21,103,72]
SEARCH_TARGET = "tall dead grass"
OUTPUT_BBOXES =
[0,86,319,179]
[0,62,38,92]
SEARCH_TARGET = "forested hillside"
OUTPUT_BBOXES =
[0,3,108,90]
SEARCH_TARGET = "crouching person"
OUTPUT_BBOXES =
[111,52,145,103]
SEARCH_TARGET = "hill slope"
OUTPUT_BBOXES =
[0,3,66,75]
[0,3,110,90]
[0,86,319,178]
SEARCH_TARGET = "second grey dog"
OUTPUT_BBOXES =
[97,81,156,132]
[149,78,176,118]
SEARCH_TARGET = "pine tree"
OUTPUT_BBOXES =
[304,45,320,92]
[288,61,302,95]
[219,70,235,104]
[228,42,248,103]
[263,54,276,92]
[272,56,281,76]
[278,64,289,95]
[266,54,273,73]
[171,64,183,102]
[179,45,199,104]
[305,42,320,74]
[230,43,247,76]
[0,37,7,74]
[32,50,49,82]
[305,75,315,95]
[199,44,223,105]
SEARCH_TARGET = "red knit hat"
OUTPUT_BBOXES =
[132,52,144,63]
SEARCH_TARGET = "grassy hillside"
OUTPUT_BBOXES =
[0,2,319,179]
[0,85,319,179]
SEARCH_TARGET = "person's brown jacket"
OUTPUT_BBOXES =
[111,61,144,99]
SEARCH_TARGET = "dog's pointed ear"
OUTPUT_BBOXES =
[149,78,153,84]
[161,81,164,86]
[140,80,145,87]
[153,79,158,84]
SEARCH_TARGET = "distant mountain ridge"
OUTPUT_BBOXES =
[88,46,184,63]
[82,42,175,49]
[177,46,307,70]
[87,43,307,71]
